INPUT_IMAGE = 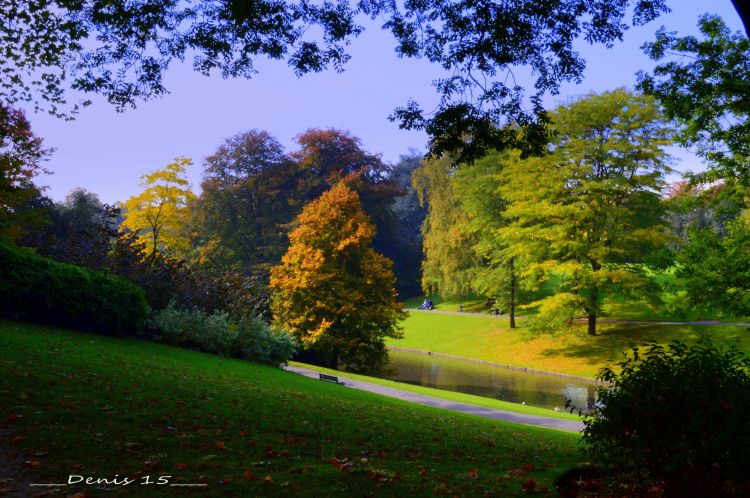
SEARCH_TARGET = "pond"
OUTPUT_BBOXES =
[384,348,600,411]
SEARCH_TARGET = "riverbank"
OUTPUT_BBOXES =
[390,311,750,378]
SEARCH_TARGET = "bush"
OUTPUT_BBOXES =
[0,242,150,334]
[580,339,750,496]
[151,305,297,365]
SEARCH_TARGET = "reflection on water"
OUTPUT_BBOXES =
[385,349,599,411]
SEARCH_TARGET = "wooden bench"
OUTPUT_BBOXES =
[319,373,344,385]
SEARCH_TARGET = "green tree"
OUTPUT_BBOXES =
[194,130,296,271]
[639,15,750,183]
[499,89,674,335]
[122,157,196,257]
[413,155,480,302]
[454,150,521,327]
[675,218,750,317]
[269,182,404,373]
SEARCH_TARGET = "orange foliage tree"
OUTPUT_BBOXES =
[270,182,405,373]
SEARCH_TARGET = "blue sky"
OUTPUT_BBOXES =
[26,1,745,203]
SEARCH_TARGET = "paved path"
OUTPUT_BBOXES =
[283,364,584,433]
[406,308,750,327]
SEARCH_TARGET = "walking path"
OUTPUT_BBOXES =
[283,364,584,433]
[406,308,750,326]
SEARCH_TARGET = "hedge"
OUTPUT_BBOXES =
[0,242,150,334]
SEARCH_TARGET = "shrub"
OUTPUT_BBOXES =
[0,242,150,334]
[151,305,297,365]
[579,339,750,496]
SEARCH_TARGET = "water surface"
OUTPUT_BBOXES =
[385,349,599,411]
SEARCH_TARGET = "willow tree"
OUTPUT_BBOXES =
[499,89,674,335]
[413,155,480,303]
[269,182,404,372]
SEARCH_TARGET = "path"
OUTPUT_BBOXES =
[283,365,584,433]
[405,308,750,327]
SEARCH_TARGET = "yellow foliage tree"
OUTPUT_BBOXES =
[122,157,196,257]
[270,182,405,372]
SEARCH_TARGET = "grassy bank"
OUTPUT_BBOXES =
[0,320,580,496]
[290,361,581,421]
[390,312,750,378]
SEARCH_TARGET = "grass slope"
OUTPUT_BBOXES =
[391,312,750,378]
[0,320,580,496]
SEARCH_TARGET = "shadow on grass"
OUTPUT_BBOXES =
[536,324,696,368]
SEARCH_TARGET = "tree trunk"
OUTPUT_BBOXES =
[587,311,597,336]
[509,258,516,329]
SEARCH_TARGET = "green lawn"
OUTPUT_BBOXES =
[0,320,581,496]
[391,312,750,378]
[290,361,580,421]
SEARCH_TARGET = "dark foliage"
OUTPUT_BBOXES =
[639,15,750,183]
[0,241,150,334]
[0,103,52,240]
[1,0,678,161]
[580,339,750,497]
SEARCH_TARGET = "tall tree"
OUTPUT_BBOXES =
[499,89,674,335]
[269,182,404,373]
[0,104,51,240]
[454,150,521,327]
[387,151,428,297]
[639,15,750,183]
[413,155,480,301]
[122,157,196,257]
[194,130,296,271]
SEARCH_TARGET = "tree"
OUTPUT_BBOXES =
[269,182,404,372]
[0,104,51,240]
[1,0,691,160]
[675,219,750,317]
[413,155,480,302]
[387,151,427,297]
[639,15,750,183]
[194,130,296,271]
[454,150,521,327]
[499,89,673,335]
[122,157,196,257]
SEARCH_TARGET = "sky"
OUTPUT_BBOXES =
[24,1,745,204]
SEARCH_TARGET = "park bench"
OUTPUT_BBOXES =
[319,373,344,385]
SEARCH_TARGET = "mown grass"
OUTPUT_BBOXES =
[0,320,581,496]
[290,361,581,421]
[391,312,750,378]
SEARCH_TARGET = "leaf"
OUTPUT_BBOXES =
[215,441,225,450]
[242,470,256,481]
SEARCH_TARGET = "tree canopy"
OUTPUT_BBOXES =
[498,89,673,335]
[1,0,697,161]
[269,182,404,372]
[639,15,750,183]
[122,157,196,257]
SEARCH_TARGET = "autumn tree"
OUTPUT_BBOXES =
[499,89,674,335]
[0,104,51,240]
[413,155,480,302]
[270,182,404,373]
[122,157,196,257]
